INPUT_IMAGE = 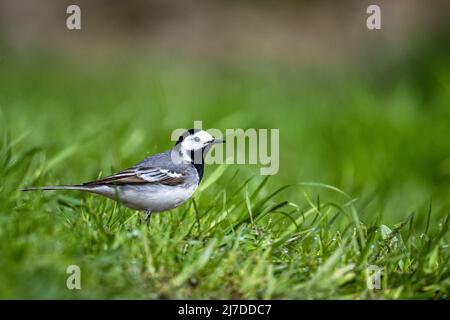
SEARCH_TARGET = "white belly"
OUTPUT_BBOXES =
[90,183,198,212]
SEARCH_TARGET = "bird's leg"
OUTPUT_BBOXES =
[142,210,152,224]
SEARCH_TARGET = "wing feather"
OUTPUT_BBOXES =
[83,166,186,186]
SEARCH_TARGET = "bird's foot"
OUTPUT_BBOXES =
[142,210,152,224]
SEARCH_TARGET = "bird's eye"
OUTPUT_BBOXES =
[194,137,200,142]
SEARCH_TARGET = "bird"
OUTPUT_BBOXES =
[23,129,224,222]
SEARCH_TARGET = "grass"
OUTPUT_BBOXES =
[0,47,449,299]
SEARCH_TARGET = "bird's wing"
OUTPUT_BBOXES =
[83,166,186,186]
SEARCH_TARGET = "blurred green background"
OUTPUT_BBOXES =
[0,0,449,298]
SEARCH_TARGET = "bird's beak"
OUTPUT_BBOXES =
[212,138,225,144]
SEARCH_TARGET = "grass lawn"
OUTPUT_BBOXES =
[0,49,449,299]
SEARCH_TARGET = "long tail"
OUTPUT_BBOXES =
[21,185,91,192]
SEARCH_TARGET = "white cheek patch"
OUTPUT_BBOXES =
[181,139,198,150]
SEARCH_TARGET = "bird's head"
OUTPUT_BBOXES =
[174,129,224,164]
[175,129,224,151]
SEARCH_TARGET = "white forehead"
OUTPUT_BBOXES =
[192,130,214,141]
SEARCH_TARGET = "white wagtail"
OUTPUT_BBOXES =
[23,129,224,221]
